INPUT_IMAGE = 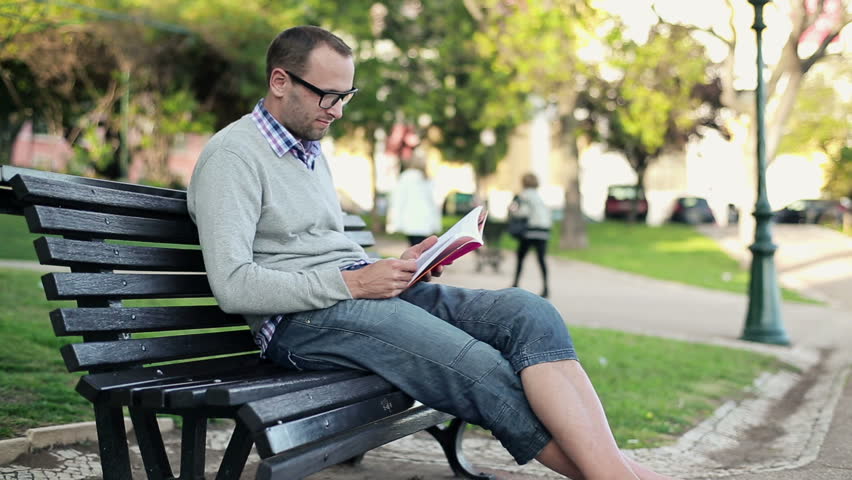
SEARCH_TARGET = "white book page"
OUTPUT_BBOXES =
[413,206,484,277]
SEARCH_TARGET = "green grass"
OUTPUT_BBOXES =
[493,220,817,304]
[0,266,787,449]
[0,214,40,262]
[0,268,89,438]
[574,326,785,447]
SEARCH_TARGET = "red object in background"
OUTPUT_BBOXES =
[385,124,420,160]
[800,0,843,45]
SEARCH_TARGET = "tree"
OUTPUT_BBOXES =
[656,0,850,234]
[777,59,851,198]
[467,0,598,249]
[0,1,216,183]
[405,1,528,187]
[577,22,724,222]
[313,1,527,230]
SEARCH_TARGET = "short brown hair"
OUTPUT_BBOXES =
[266,26,352,83]
[522,173,539,189]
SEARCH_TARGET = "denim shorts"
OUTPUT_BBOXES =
[264,283,578,465]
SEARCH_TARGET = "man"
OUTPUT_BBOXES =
[188,25,674,480]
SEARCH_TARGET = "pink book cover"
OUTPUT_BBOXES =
[409,207,487,285]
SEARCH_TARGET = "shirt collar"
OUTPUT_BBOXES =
[251,98,321,170]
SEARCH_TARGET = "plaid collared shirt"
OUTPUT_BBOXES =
[251,98,320,170]
[250,99,371,356]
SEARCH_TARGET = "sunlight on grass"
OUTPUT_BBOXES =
[653,236,721,253]
[544,221,819,304]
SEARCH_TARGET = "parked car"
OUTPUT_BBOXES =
[669,196,716,225]
[604,184,648,220]
[773,199,847,224]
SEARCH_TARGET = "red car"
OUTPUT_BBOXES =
[604,185,648,220]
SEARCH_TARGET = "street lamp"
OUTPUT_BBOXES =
[740,0,790,345]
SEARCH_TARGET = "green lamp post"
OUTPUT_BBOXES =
[741,0,790,345]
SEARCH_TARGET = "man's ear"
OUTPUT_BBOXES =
[269,68,288,98]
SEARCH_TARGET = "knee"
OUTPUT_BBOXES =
[503,288,557,314]
[497,288,565,331]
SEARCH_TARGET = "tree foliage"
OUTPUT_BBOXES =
[778,59,850,198]
[577,22,723,221]
[0,1,215,183]
[468,0,596,248]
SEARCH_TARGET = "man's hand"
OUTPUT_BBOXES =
[342,258,418,299]
[401,235,444,282]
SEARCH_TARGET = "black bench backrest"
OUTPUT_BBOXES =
[2,167,374,374]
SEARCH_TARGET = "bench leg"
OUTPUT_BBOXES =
[215,422,254,480]
[426,419,495,479]
[130,409,174,479]
[179,413,208,480]
[94,402,133,480]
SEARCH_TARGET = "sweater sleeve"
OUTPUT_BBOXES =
[188,151,353,316]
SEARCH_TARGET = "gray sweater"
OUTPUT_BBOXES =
[187,115,368,334]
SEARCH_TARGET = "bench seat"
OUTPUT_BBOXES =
[0,165,493,480]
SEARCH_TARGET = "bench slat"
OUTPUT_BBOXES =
[35,237,205,271]
[42,273,212,300]
[131,365,289,408]
[76,353,265,403]
[255,391,414,458]
[237,374,396,432]
[50,306,241,335]
[160,369,364,409]
[344,230,375,248]
[25,205,199,244]
[207,370,371,407]
[342,214,366,230]
[60,331,258,372]
[256,405,452,480]
[2,166,186,199]
[11,174,187,217]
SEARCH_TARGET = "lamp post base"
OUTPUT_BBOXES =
[741,243,790,346]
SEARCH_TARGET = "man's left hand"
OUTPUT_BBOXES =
[401,235,444,282]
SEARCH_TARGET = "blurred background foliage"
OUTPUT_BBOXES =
[0,0,849,226]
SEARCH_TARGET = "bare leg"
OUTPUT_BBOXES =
[523,360,677,480]
[536,441,677,480]
[535,441,584,478]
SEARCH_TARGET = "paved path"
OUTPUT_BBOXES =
[2,224,851,479]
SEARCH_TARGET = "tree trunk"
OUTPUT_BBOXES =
[558,112,588,250]
[765,68,804,165]
[628,166,646,225]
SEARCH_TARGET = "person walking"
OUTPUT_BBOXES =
[510,172,552,298]
[386,155,441,246]
[188,25,675,480]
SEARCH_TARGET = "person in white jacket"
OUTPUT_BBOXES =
[386,159,441,246]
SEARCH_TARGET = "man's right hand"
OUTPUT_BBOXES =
[342,258,417,299]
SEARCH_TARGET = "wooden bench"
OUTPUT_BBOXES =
[0,165,493,480]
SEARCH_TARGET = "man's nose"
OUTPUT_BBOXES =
[327,99,345,119]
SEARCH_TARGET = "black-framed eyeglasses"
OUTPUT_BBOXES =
[285,70,358,109]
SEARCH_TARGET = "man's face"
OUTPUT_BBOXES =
[278,45,355,141]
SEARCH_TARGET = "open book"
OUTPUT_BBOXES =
[409,205,488,286]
